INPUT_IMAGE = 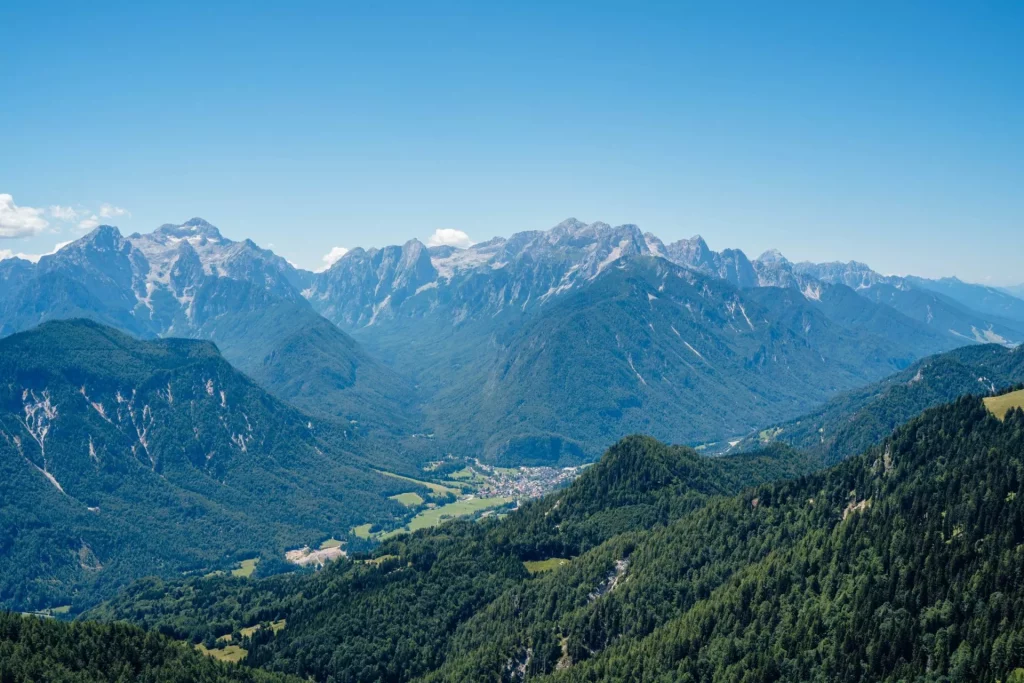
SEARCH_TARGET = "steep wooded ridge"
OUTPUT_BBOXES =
[87,397,1024,682]
[737,342,1024,464]
[2,217,1022,464]
[0,320,419,612]
[0,611,296,683]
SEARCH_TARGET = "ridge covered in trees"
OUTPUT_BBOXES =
[0,611,297,682]
[80,396,1024,681]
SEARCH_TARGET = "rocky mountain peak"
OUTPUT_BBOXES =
[792,260,894,290]
[756,249,789,264]
[152,218,224,243]
[665,235,713,266]
[74,224,127,251]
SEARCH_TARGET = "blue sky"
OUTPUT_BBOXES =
[2,1,1022,282]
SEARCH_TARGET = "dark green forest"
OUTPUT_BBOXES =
[0,611,297,683]
[79,396,1024,682]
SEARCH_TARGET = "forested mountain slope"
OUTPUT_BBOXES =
[432,397,1024,682]
[89,395,1024,682]
[87,437,812,680]
[0,611,296,683]
[424,256,935,464]
[737,342,1024,464]
[0,320,420,612]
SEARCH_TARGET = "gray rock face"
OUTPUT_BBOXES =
[660,235,745,285]
[305,218,655,328]
[793,260,902,291]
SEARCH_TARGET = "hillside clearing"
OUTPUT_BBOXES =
[352,524,374,539]
[196,643,247,663]
[524,558,570,574]
[375,470,463,497]
[231,558,259,578]
[389,492,425,507]
[984,389,1024,420]
[377,496,514,540]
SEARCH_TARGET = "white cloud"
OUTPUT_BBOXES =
[427,228,473,249]
[99,203,128,218]
[317,246,350,272]
[0,240,72,263]
[49,205,80,221]
[78,215,101,231]
[0,194,49,239]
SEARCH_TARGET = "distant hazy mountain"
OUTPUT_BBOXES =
[1002,283,1024,299]
[793,260,1024,344]
[0,320,417,612]
[301,217,1022,352]
[906,275,1024,323]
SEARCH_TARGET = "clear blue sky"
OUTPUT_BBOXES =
[2,1,1022,282]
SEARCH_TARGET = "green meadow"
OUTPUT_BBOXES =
[375,470,463,497]
[389,492,425,507]
[984,389,1024,420]
[523,558,570,574]
[231,558,259,578]
[376,496,514,540]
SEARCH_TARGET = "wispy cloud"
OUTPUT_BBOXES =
[78,215,101,231]
[317,246,350,272]
[0,194,49,239]
[427,228,473,249]
[48,205,80,221]
[99,203,129,219]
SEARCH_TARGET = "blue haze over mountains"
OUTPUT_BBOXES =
[2,216,1022,465]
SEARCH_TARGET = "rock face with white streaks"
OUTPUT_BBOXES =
[0,319,415,612]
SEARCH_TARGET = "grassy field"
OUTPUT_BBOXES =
[378,496,514,540]
[319,538,343,550]
[389,491,425,507]
[196,643,248,663]
[984,389,1024,420]
[448,467,484,482]
[241,619,286,638]
[231,558,259,578]
[352,523,374,539]
[524,558,570,574]
[219,619,286,644]
[375,470,462,497]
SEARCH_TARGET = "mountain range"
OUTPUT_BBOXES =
[2,217,1021,464]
